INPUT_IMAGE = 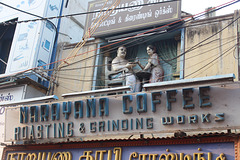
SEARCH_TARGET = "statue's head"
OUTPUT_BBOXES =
[117,46,127,58]
[146,45,156,56]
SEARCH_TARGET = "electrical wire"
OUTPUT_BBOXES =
[45,29,238,73]
[54,13,236,71]
[52,0,234,69]
[9,30,237,91]
[0,0,181,26]
[0,2,43,19]
[191,52,234,78]
[185,44,237,78]
[53,0,240,72]
[51,0,121,93]
[0,1,238,92]
[51,31,239,90]
[56,82,79,92]
[50,35,238,75]
[54,21,188,71]
[186,44,237,69]
[0,2,57,32]
[0,0,236,80]
[12,28,240,91]
[168,16,240,63]
[182,36,238,61]
[54,41,238,84]
[56,43,237,90]
[57,0,121,69]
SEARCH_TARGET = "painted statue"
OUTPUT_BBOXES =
[112,46,140,92]
[138,45,164,82]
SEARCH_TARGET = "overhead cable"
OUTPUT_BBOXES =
[53,0,239,68]
[0,2,57,31]
[0,0,180,26]
[57,0,121,68]
[0,0,238,80]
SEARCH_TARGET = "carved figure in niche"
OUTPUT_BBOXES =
[112,46,140,92]
[138,45,164,82]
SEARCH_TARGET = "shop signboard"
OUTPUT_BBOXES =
[0,86,25,159]
[4,82,240,142]
[85,0,181,37]
[0,86,25,104]
[0,86,25,134]
[2,140,235,160]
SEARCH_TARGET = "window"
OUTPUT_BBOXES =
[0,19,17,74]
[94,29,181,90]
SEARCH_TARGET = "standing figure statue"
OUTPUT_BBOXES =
[138,45,164,82]
[112,46,140,92]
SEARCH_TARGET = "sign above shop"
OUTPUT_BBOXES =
[85,0,181,37]
[3,140,234,160]
[4,82,240,142]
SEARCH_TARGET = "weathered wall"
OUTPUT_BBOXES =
[184,13,239,80]
[52,40,98,100]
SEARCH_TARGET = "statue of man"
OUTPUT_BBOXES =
[112,46,140,92]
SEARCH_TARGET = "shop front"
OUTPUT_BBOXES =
[2,134,238,160]
[3,74,240,159]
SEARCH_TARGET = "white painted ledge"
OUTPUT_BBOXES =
[62,86,131,98]
[0,95,58,106]
[143,74,235,91]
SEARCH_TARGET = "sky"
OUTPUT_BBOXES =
[181,0,240,16]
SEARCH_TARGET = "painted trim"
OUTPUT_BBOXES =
[62,86,131,98]
[0,95,58,106]
[143,73,235,89]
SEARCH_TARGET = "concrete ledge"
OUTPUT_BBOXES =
[0,95,58,106]
[143,74,235,91]
[62,86,131,98]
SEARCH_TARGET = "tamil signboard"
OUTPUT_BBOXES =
[4,82,240,142]
[0,86,25,148]
[85,0,181,37]
[2,138,235,160]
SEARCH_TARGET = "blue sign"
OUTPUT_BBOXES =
[4,142,234,160]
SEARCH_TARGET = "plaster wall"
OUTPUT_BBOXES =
[184,15,238,80]
[53,40,98,100]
